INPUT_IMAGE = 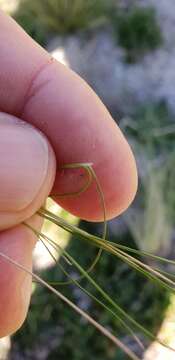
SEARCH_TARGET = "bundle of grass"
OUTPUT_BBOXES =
[2,162,175,359]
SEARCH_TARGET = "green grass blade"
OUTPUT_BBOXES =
[0,249,140,360]
[40,236,145,351]
[28,224,174,351]
[40,162,108,281]
[30,218,175,352]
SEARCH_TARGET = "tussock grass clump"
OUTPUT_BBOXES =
[13,0,111,45]
[112,6,162,62]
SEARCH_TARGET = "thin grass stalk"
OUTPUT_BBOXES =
[0,250,140,360]
[40,237,145,351]
[37,211,175,290]
[43,163,108,282]
[27,224,174,352]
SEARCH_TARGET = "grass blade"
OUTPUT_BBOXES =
[0,250,140,360]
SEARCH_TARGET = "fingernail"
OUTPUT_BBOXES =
[52,166,90,197]
[0,116,49,212]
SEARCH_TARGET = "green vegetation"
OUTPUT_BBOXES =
[13,0,111,45]
[123,103,175,154]
[112,6,162,62]
[11,227,169,359]
[122,103,175,253]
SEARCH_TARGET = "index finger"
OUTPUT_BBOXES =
[0,10,137,221]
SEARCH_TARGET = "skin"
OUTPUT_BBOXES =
[0,11,138,337]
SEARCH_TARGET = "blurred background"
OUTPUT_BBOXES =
[0,0,175,359]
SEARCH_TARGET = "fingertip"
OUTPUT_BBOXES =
[51,116,138,222]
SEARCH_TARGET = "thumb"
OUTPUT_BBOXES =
[0,112,56,231]
[0,113,56,338]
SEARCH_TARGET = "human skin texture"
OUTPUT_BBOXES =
[0,10,137,337]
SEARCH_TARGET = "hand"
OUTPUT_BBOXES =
[0,10,137,337]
